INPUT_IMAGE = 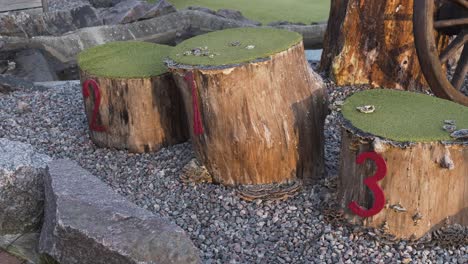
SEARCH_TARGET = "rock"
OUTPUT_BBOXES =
[0,61,9,75]
[0,5,102,37]
[0,232,41,263]
[47,0,91,11]
[215,9,261,26]
[0,139,47,264]
[2,11,325,65]
[180,159,212,184]
[101,0,151,24]
[39,159,200,264]
[268,21,307,26]
[186,6,216,15]
[16,101,31,113]
[140,0,177,20]
[11,49,58,82]
[440,153,455,170]
[101,0,176,25]
[0,139,51,235]
[89,0,123,8]
[450,129,468,140]
[0,74,35,94]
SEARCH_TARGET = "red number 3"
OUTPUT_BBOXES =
[82,79,106,132]
[348,151,387,218]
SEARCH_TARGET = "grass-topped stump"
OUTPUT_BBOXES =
[167,28,327,197]
[338,89,467,240]
[77,41,188,153]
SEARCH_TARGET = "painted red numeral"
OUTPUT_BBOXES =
[348,151,387,218]
[184,72,204,135]
[82,79,106,132]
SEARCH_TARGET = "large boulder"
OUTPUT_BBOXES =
[0,139,51,236]
[39,160,200,264]
[215,9,261,26]
[100,0,176,25]
[0,5,102,37]
[89,0,124,8]
[11,49,58,82]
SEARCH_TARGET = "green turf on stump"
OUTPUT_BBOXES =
[341,89,468,142]
[77,41,172,79]
[169,28,302,67]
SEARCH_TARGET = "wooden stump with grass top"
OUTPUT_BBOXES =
[78,41,188,153]
[338,89,468,239]
[167,28,328,195]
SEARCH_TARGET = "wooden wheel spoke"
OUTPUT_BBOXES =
[451,46,468,90]
[434,18,468,29]
[447,0,468,9]
[440,32,468,64]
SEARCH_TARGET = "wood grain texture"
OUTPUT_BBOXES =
[0,0,42,12]
[170,42,328,186]
[79,71,188,153]
[338,125,467,239]
[320,0,448,91]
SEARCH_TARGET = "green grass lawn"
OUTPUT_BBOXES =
[78,41,172,78]
[150,0,330,25]
[342,89,468,142]
[170,28,302,66]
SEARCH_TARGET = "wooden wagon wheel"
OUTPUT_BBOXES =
[414,0,468,106]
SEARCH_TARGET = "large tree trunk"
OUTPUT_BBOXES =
[338,123,467,239]
[79,70,188,153]
[169,42,328,188]
[320,0,447,90]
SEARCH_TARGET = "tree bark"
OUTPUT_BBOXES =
[79,70,188,153]
[320,0,448,91]
[169,42,328,187]
[338,121,467,239]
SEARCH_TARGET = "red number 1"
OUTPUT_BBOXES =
[348,151,387,218]
[82,79,106,132]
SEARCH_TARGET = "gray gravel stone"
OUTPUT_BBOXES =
[0,77,466,263]
[39,159,200,264]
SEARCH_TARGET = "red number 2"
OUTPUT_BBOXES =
[348,151,387,218]
[82,79,106,132]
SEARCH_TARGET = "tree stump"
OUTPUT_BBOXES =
[320,0,448,91]
[167,28,328,190]
[78,41,188,153]
[338,89,468,239]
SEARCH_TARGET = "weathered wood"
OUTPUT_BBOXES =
[338,124,468,239]
[41,0,48,12]
[169,42,328,186]
[0,0,43,12]
[320,0,448,91]
[79,70,188,153]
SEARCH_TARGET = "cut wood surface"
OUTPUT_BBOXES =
[0,0,42,12]
[78,42,188,153]
[320,0,448,91]
[168,28,328,187]
[338,90,468,239]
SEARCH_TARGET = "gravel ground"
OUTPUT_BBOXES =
[0,74,467,263]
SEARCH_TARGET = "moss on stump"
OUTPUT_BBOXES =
[341,89,468,142]
[77,41,172,79]
[169,28,302,67]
